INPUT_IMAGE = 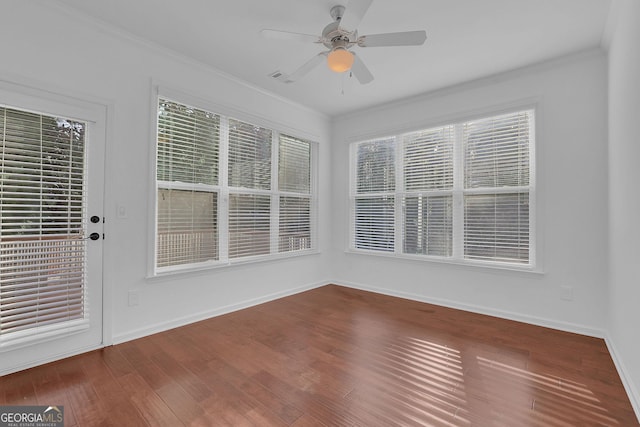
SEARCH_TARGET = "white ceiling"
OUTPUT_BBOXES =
[55,0,612,117]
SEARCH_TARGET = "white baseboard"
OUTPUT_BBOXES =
[605,336,640,423]
[112,280,329,345]
[335,280,606,338]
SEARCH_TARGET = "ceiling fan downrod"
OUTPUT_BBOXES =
[330,5,346,22]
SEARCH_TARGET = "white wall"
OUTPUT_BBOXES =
[607,0,640,415]
[0,2,332,346]
[2,6,635,415]
[331,51,609,336]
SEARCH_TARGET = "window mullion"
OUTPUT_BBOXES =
[156,181,219,192]
[452,123,464,260]
[349,143,356,249]
[310,141,318,251]
[528,113,536,268]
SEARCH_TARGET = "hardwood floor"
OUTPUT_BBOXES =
[1,284,637,426]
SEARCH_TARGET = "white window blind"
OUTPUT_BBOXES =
[464,111,530,189]
[402,126,454,256]
[350,109,534,268]
[157,100,219,186]
[227,119,272,259]
[0,106,87,338]
[464,193,529,263]
[279,134,310,193]
[228,119,271,190]
[157,189,218,267]
[403,195,453,256]
[353,139,395,251]
[356,139,395,193]
[403,126,454,191]
[278,134,312,253]
[463,111,532,264]
[154,97,316,273]
[279,196,311,252]
[228,194,271,258]
[354,197,395,252]
[156,99,220,269]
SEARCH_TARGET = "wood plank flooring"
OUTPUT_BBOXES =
[1,284,637,426]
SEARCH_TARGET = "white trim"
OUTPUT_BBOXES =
[605,335,640,423]
[528,111,538,269]
[344,249,542,275]
[157,181,220,193]
[0,79,106,124]
[147,247,321,282]
[146,84,161,278]
[337,280,604,338]
[113,280,329,344]
[310,141,321,251]
[100,99,116,348]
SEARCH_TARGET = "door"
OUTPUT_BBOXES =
[0,83,105,375]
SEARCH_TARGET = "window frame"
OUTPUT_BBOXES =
[349,107,537,272]
[149,88,318,277]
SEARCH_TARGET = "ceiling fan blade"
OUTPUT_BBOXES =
[351,54,374,84]
[339,0,373,31]
[358,30,427,47]
[288,52,328,82]
[261,29,322,44]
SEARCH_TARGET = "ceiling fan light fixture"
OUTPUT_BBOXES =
[327,47,354,73]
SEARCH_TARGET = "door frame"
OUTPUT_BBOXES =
[0,76,113,375]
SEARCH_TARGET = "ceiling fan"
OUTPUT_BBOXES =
[262,0,427,84]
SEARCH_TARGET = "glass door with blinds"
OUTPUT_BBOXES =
[0,89,105,375]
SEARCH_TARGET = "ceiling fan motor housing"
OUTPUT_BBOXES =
[322,9,357,50]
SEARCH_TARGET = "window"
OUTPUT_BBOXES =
[155,97,315,274]
[350,109,535,268]
[278,135,312,252]
[156,100,220,268]
[0,106,88,341]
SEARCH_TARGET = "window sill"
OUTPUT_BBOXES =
[344,249,544,276]
[146,249,321,282]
